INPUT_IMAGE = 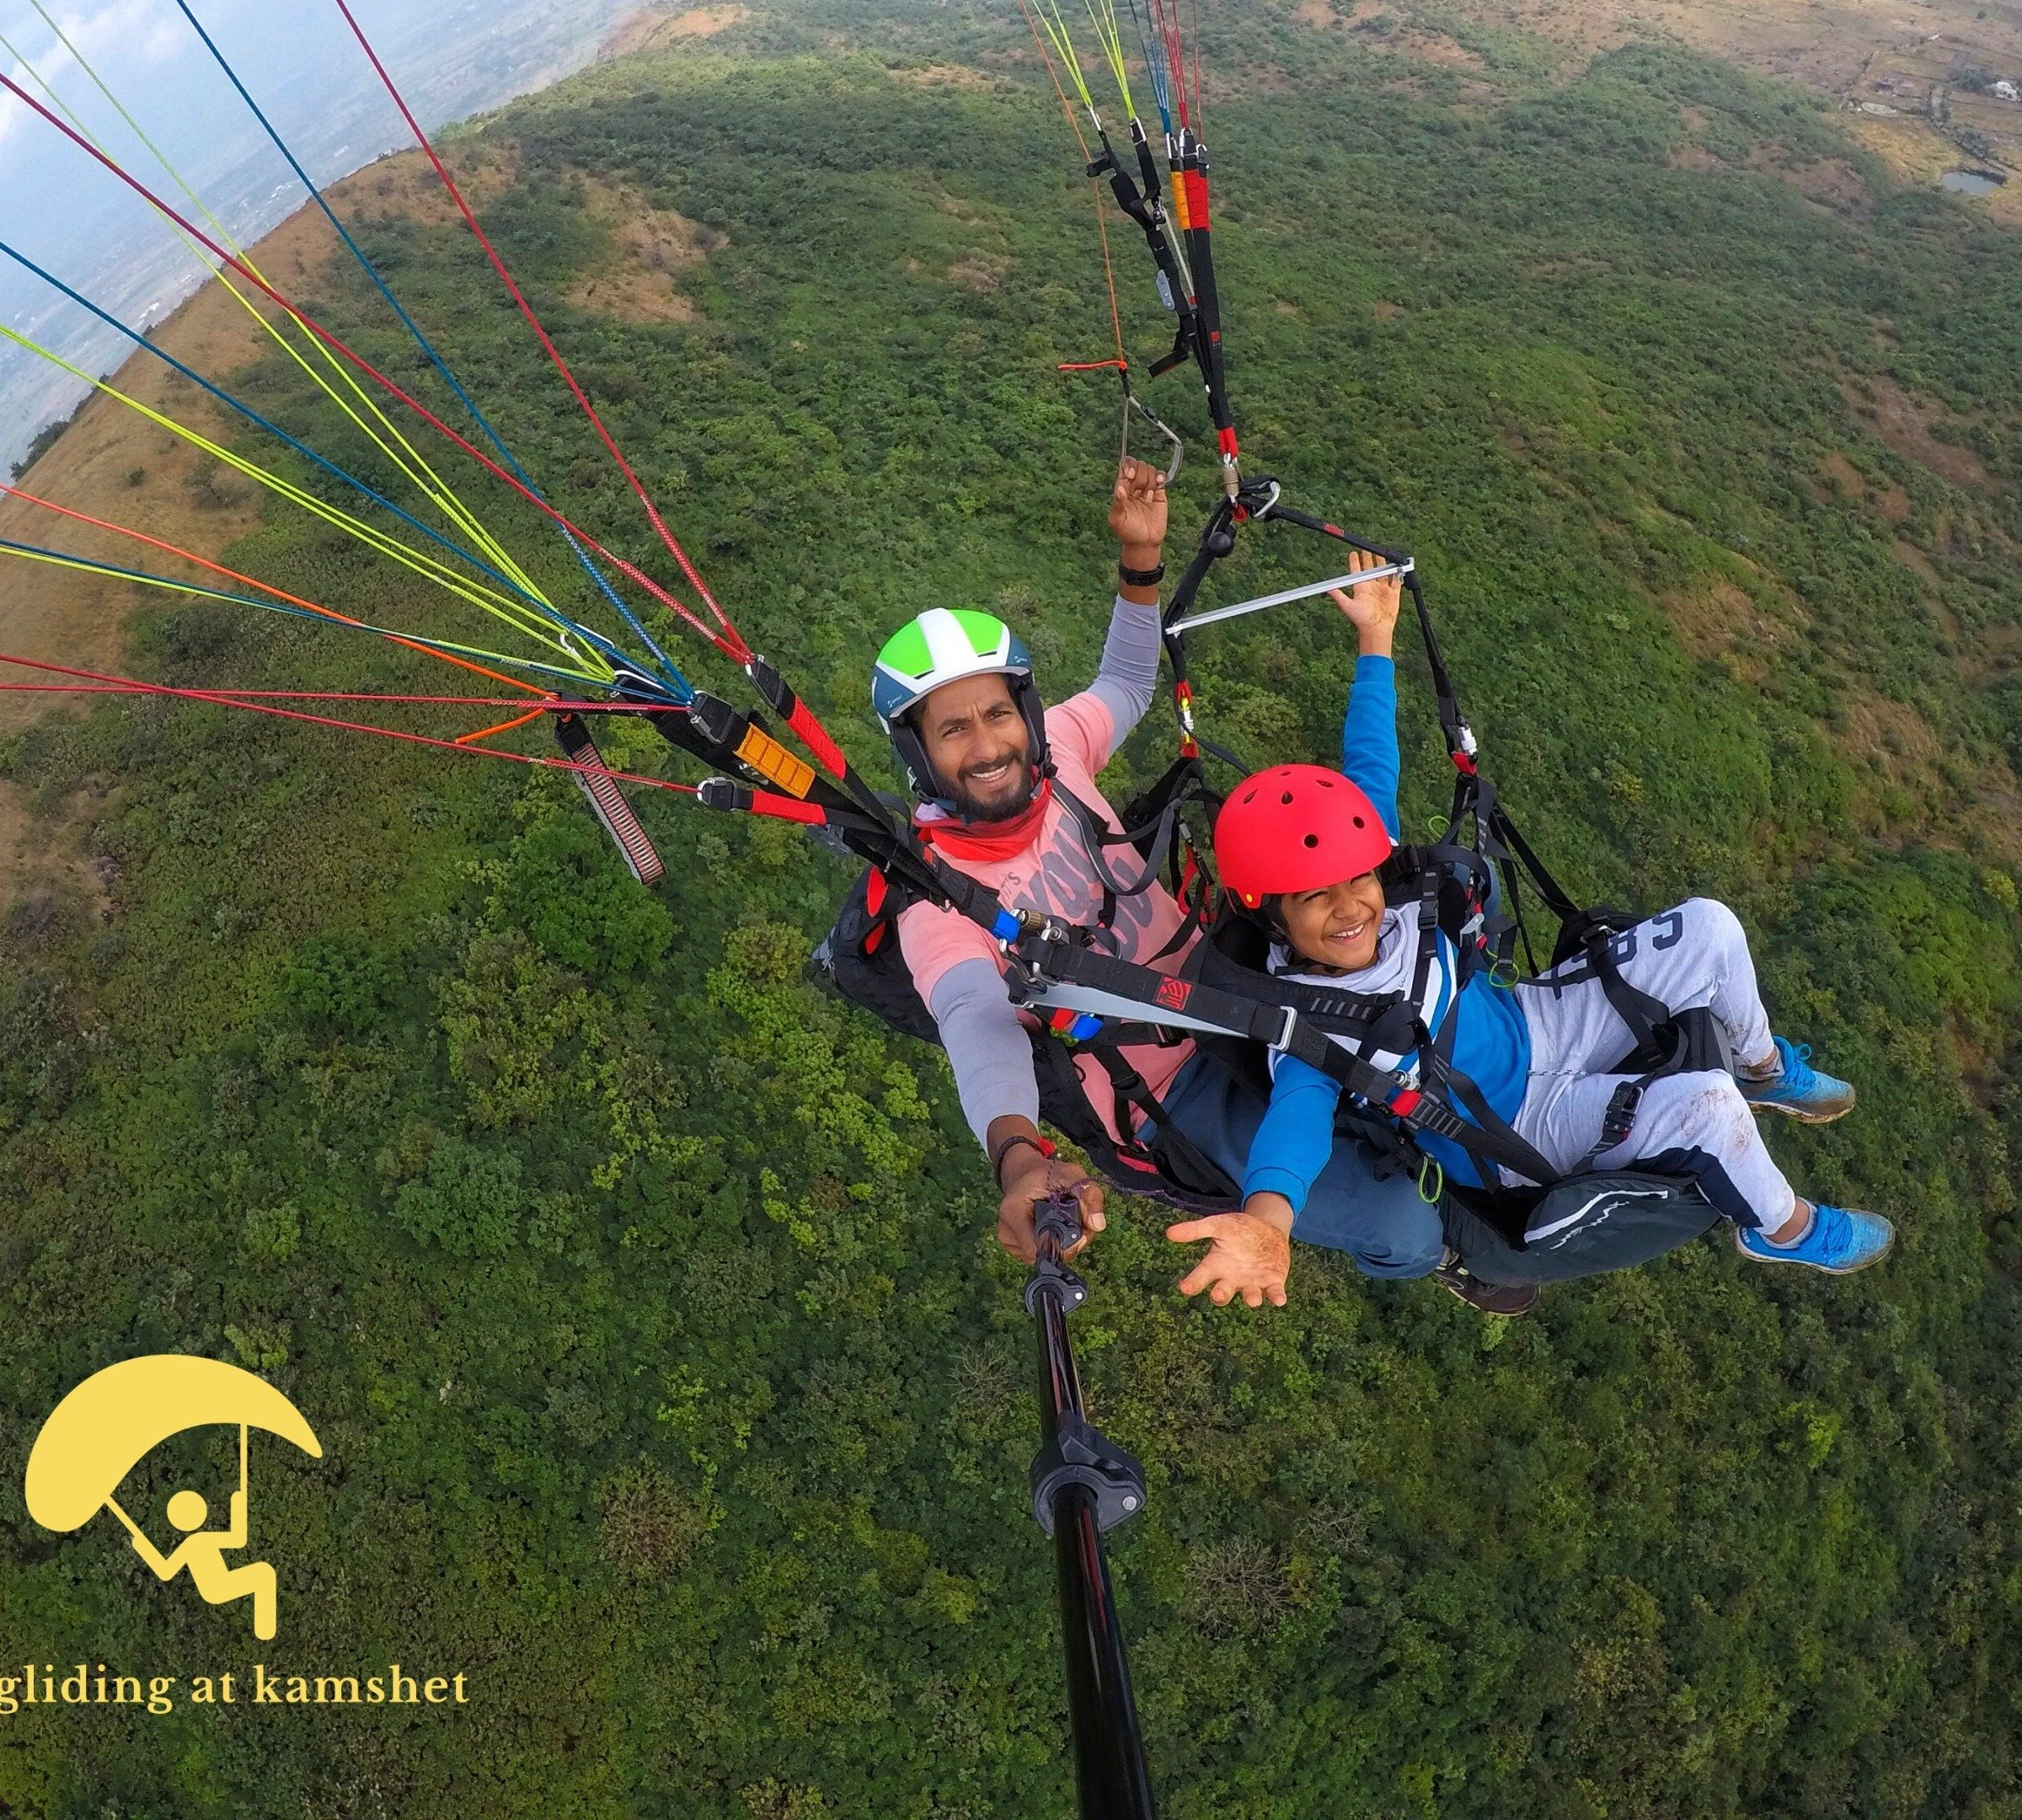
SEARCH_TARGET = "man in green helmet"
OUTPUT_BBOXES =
[869,458,1459,1292]
[869,458,1173,1256]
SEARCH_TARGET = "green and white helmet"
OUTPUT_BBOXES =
[872,608,1048,808]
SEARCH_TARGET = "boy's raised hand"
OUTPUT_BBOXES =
[1328,546,1401,658]
[1166,1208,1292,1309]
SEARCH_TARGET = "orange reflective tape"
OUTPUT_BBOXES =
[736,724,816,798]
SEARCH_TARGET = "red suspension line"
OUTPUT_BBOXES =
[1149,0,1190,128]
[0,686,629,707]
[328,0,742,655]
[0,651,698,795]
[1,482,547,695]
[0,70,748,663]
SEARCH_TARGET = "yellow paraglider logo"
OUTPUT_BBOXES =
[24,1356,322,1642]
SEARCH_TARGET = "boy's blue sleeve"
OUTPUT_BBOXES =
[1242,1053,1345,1214]
[1340,654,1401,841]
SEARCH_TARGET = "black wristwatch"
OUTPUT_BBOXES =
[1118,559,1165,588]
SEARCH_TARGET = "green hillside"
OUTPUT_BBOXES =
[3,3,2021,1814]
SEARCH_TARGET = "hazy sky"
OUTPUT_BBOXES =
[0,0,632,469]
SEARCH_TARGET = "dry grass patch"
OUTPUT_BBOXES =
[1835,686,2022,864]
[337,142,520,234]
[600,4,751,59]
[1842,372,1994,493]
[1656,572,1803,682]
[891,62,999,91]
[947,253,1010,292]
[0,778,119,925]
[1817,449,1907,522]
[1295,0,1488,68]
[559,174,722,324]
[1766,153,1872,211]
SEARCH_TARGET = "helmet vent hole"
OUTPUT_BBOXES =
[1352,816,1366,828]
[1281,791,1294,805]
[1240,788,1256,804]
[1316,777,1335,789]
[1303,833,1319,848]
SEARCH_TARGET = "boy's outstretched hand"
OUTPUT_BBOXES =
[1329,545,1402,659]
[1167,1205,1293,1308]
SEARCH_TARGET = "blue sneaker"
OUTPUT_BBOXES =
[1740,1036,1856,1123]
[1735,1203,1894,1273]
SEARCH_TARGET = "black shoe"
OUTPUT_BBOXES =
[1431,1263,1538,1318]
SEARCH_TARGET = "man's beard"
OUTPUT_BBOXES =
[945,762,1038,824]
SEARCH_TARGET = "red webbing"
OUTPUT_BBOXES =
[786,698,849,780]
[746,790,827,826]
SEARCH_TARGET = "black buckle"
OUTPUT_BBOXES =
[1598,1080,1643,1154]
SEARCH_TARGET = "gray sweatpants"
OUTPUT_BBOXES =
[1508,897,1794,1230]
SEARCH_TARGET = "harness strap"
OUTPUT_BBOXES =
[1420,1052,1558,1189]
[1581,928,1676,1057]
[1492,803,1583,923]
[1055,776,1188,906]
[1012,929,1559,1185]
[1579,1080,1645,1169]
[1083,1046,1234,1189]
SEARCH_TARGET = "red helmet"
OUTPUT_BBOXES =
[1214,764,1393,910]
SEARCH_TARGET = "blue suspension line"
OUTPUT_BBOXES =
[0,535,669,696]
[174,0,690,699]
[0,239,623,658]
[1125,0,1175,133]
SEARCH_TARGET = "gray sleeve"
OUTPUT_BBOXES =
[1084,592,1162,745]
[928,956,1041,1148]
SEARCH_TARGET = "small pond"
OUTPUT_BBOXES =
[1941,168,2006,195]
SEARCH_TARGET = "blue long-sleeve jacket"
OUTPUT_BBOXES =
[1240,656,1531,1208]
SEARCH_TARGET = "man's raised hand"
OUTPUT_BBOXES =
[1166,1208,1292,1309]
[1109,455,1169,564]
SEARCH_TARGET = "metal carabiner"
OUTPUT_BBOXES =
[1124,383,1185,484]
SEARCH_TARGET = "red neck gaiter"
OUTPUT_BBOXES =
[916,778,1055,864]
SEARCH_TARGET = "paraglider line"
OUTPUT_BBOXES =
[0,234,609,650]
[329,0,742,654]
[0,685,666,709]
[0,535,618,696]
[173,0,685,696]
[455,706,548,745]
[0,70,739,662]
[0,651,702,793]
[5,1,558,632]
[0,482,548,694]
